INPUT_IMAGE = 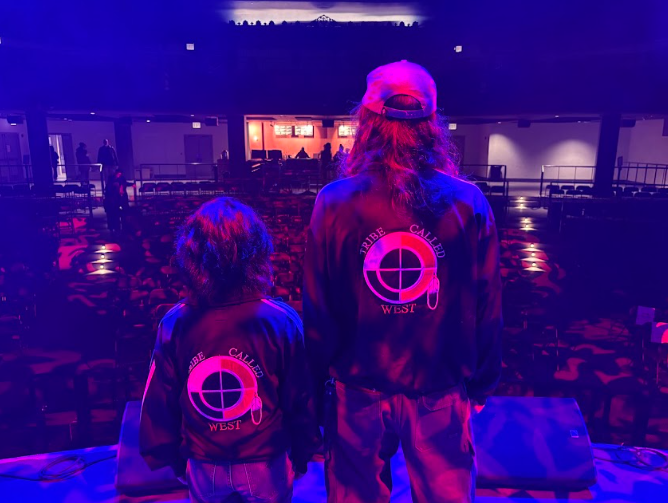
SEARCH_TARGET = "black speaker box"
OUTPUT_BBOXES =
[472,396,596,490]
[322,119,335,128]
[205,116,219,127]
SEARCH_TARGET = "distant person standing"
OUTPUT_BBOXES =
[215,149,229,182]
[49,145,59,181]
[320,143,333,180]
[104,168,133,234]
[76,142,92,182]
[333,143,346,163]
[295,147,310,159]
[97,139,119,181]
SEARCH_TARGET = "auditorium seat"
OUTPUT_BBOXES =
[183,183,199,194]
[75,183,92,195]
[566,189,579,196]
[561,185,575,191]
[634,191,651,198]
[641,186,656,193]
[272,285,291,299]
[623,187,638,196]
[63,184,78,195]
[155,182,171,194]
[549,187,564,196]
[475,182,490,193]
[139,183,156,194]
[170,182,185,194]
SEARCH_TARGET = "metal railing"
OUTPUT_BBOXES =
[57,164,104,183]
[0,164,32,184]
[136,163,218,184]
[459,164,509,197]
[539,165,595,196]
[617,163,668,187]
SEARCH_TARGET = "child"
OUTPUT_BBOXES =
[140,197,321,502]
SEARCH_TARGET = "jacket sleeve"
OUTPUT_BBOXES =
[468,197,503,404]
[303,190,338,422]
[139,318,186,477]
[281,316,323,474]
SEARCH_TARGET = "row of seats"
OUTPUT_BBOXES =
[547,184,668,198]
[138,180,258,195]
[0,184,93,197]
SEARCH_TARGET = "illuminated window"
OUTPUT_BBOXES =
[294,125,314,137]
[338,124,357,137]
[186,43,195,51]
[274,125,293,136]
[192,122,202,129]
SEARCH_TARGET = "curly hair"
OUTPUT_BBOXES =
[176,197,273,306]
[342,94,459,215]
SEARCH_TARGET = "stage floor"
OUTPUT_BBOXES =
[0,444,666,503]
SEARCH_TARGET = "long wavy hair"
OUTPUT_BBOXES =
[342,94,459,215]
[176,197,273,306]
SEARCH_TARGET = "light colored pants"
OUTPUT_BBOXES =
[188,454,294,503]
[325,382,476,503]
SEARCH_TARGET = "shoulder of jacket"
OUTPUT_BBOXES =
[259,298,304,336]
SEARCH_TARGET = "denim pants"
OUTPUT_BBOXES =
[325,381,476,503]
[187,454,294,503]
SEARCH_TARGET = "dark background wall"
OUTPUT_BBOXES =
[0,1,667,116]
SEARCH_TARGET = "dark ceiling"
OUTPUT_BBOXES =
[0,1,666,116]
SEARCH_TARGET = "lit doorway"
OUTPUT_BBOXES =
[48,134,66,181]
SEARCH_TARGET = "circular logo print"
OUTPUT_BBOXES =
[363,232,438,304]
[187,356,258,421]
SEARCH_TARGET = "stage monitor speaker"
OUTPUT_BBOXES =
[205,116,219,127]
[250,149,267,159]
[116,401,184,496]
[472,396,596,491]
[322,119,335,128]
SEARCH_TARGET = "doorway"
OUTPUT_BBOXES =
[48,133,75,181]
[184,134,214,179]
[0,132,23,182]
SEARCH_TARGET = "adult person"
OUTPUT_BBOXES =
[304,61,502,503]
[97,139,119,180]
[49,145,59,181]
[320,143,333,180]
[76,142,92,182]
[295,147,310,159]
[332,143,345,163]
[103,168,132,234]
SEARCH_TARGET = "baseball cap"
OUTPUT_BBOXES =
[361,60,437,119]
